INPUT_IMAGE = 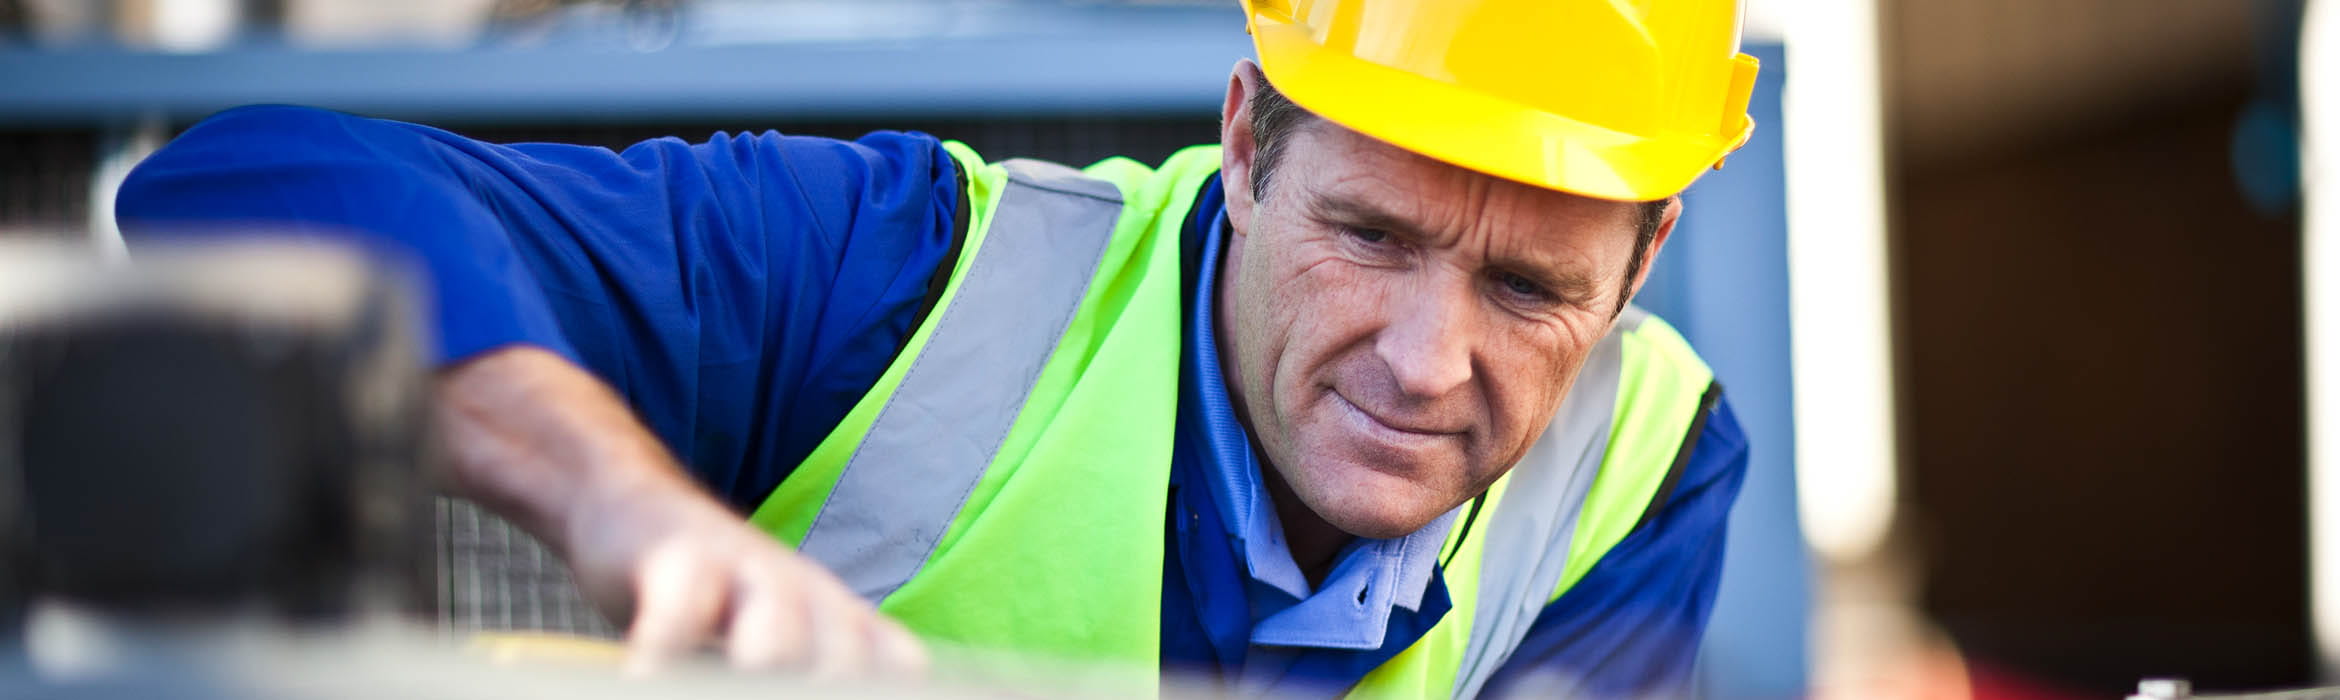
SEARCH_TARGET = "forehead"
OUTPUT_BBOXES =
[1277,121,1645,251]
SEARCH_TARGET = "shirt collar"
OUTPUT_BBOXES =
[1187,205,1460,650]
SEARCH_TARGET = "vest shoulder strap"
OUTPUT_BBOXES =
[783,158,1126,601]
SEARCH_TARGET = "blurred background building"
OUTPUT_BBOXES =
[1886,0,2310,694]
[0,0,2326,697]
[1797,0,2318,695]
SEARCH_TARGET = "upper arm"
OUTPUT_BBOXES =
[1480,393,1751,698]
[115,105,964,505]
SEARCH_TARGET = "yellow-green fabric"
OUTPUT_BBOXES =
[749,143,1217,695]
[749,142,1717,699]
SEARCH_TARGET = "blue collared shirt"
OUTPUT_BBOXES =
[118,109,1749,698]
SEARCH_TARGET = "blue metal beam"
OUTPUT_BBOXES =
[0,5,1250,125]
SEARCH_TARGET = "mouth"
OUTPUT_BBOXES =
[1327,390,1463,446]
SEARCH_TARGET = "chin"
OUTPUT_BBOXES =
[1290,453,1461,539]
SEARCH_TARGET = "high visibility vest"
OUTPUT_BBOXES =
[747,144,1717,698]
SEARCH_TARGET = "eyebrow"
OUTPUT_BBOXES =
[1305,191,1604,305]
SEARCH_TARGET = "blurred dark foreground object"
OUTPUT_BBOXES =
[0,239,436,628]
[0,241,1152,699]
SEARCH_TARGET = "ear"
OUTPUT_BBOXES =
[1624,197,1682,302]
[1220,59,1267,239]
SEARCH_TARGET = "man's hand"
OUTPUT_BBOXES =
[435,346,926,677]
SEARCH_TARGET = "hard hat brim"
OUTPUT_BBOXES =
[1248,13,1753,202]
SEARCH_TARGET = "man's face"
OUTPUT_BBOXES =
[1219,111,1672,539]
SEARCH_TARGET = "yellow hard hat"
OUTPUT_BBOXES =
[1240,0,1760,201]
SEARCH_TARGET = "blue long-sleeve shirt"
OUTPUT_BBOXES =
[116,105,1749,697]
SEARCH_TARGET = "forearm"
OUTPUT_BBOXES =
[435,345,716,557]
[431,344,923,674]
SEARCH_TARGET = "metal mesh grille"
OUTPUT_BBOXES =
[438,497,618,638]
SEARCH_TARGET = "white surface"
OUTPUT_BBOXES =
[1782,0,1898,562]
[2302,0,2340,678]
[1744,0,1788,44]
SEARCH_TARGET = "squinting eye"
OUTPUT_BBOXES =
[1346,227,1389,244]
[1500,273,1549,300]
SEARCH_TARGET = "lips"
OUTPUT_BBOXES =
[1328,390,1463,444]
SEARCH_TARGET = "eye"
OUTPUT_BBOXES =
[1496,271,1555,303]
[1344,226,1390,244]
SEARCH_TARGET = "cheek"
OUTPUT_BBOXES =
[1480,324,1592,459]
[1227,240,1334,432]
[1263,255,1387,382]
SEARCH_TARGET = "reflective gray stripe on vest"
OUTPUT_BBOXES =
[1619,304,1653,334]
[1448,312,1632,699]
[796,159,1124,602]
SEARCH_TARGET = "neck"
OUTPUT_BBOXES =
[1261,462,1355,587]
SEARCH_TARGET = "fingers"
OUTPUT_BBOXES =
[730,566,927,679]
[623,543,728,676]
[870,614,930,675]
[803,586,872,679]
[766,565,882,679]
[630,537,930,682]
[724,562,812,670]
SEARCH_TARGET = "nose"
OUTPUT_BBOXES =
[1373,280,1475,402]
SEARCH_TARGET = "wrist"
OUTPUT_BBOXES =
[556,439,712,551]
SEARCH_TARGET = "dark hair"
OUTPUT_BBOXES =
[1244,77,1669,316]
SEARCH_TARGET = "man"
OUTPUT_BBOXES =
[115,0,1756,696]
